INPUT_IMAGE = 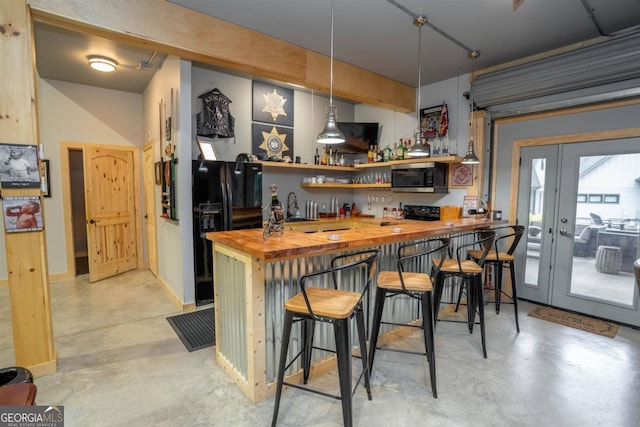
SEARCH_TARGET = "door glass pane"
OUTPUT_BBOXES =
[569,154,640,306]
[525,158,545,287]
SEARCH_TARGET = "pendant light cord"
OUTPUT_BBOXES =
[416,18,423,130]
[329,0,335,107]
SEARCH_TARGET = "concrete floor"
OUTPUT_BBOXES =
[2,269,640,426]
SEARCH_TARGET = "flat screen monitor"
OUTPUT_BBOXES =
[336,122,379,153]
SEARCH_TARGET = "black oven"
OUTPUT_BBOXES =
[391,162,448,193]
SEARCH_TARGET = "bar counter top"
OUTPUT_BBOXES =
[207,217,505,260]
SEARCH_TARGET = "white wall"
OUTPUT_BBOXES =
[190,65,355,165]
[0,79,143,279]
[142,56,191,304]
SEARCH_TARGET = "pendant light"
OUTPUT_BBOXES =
[406,16,430,158]
[317,0,345,144]
[461,52,481,165]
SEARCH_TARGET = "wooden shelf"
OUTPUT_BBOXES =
[352,156,463,168]
[258,161,353,172]
[259,156,462,172]
[300,183,391,189]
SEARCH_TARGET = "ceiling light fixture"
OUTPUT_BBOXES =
[316,0,345,145]
[88,56,117,73]
[406,15,430,158]
[461,52,481,165]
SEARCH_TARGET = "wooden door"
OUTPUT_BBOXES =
[84,146,138,282]
[143,143,158,276]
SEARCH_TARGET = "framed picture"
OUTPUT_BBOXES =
[155,161,162,185]
[252,81,294,127]
[252,124,293,160]
[451,164,473,186]
[0,143,41,189]
[420,103,448,139]
[3,196,44,232]
[40,159,51,197]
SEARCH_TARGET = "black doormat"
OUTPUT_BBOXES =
[166,308,215,352]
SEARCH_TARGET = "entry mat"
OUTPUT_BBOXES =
[167,308,215,352]
[528,306,619,338]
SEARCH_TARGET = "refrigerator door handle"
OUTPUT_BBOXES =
[221,164,233,230]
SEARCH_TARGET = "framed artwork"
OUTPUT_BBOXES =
[451,163,473,186]
[252,81,294,127]
[40,159,51,197]
[0,143,41,189]
[252,123,293,160]
[420,103,448,139]
[3,196,44,232]
[155,161,162,185]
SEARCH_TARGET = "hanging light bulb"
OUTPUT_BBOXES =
[462,52,480,165]
[406,16,430,158]
[317,0,345,144]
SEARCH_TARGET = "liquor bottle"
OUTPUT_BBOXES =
[321,146,328,165]
[314,148,320,165]
[392,142,398,161]
[397,139,405,160]
[328,147,334,166]
[367,145,374,163]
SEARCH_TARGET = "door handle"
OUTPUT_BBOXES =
[88,219,96,224]
[559,229,573,237]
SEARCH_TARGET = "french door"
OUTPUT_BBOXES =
[516,139,640,326]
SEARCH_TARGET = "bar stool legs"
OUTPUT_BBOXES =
[272,306,371,427]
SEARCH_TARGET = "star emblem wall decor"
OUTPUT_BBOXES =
[262,89,288,121]
[252,81,294,127]
[252,123,293,160]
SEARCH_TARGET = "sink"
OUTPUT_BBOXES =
[285,217,318,223]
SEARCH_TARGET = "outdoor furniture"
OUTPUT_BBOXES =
[596,229,639,273]
[595,246,622,275]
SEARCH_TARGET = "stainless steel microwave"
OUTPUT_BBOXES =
[391,162,449,193]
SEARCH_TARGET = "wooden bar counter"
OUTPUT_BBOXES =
[207,217,504,402]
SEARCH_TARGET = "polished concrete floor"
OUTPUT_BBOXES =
[2,270,640,426]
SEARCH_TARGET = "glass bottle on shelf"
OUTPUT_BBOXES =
[321,147,328,165]
[397,138,405,160]
[328,147,334,166]
[314,148,320,165]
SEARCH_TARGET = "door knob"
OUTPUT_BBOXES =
[559,229,572,237]
[89,219,96,224]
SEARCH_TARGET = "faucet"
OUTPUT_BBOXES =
[287,192,299,219]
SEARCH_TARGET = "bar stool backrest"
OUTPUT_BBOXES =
[299,249,379,321]
[494,225,526,258]
[397,237,450,292]
[457,229,496,270]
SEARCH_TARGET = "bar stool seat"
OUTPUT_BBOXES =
[368,238,449,399]
[0,382,37,406]
[433,229,495,358]
[272,249,379,427]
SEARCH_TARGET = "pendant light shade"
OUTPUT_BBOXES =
[407,16,430,158]
[317,0,345,144]
[317,105,344,144]
[461,139,480,164]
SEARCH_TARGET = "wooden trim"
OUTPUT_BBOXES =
[25,348,58,377]
[507,127,640,225]
[27,0,415,113]
[156,274,195,312]
[1,0,56,372]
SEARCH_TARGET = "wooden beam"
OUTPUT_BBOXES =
[27,0,415,113]
[0,0,57,375]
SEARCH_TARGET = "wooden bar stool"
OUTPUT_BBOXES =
[468,225,525,332]
[368,238,449,398]
[271,249,379,427]
[433,229,495,358]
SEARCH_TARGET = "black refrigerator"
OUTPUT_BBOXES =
[192,160,263,306]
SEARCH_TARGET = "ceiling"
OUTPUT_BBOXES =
[34,0,640,95]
